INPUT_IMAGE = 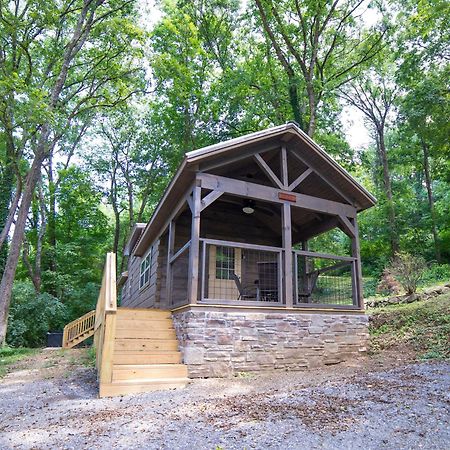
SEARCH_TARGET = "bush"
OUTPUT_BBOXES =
[420,264,450,287]
[362,277,378,298]
[7,281,68,347]
[387,252,427,295]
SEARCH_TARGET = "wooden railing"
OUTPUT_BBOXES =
[62,310,96,348]
[93,252,117,385]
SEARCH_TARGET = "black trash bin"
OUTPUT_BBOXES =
[47,332,63,347]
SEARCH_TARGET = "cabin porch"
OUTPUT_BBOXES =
[161,181,363,313]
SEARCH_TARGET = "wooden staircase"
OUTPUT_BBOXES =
[99,307,188,397]
[62,310,96,349]
[62,253,189,398]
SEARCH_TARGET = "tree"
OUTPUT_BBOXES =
[394,0,450,262]
[340,66,399,255]
[0,0,144,344]
[86,105,172,272]
[252,0,387,136]
[398,72,449,262]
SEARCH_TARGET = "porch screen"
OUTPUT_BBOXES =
[215,246,235,280]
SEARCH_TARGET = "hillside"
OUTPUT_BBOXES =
[369,291,450,360]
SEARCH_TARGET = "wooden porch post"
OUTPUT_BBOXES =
[166,220,175,307]
[282,203,293,307]
[301,240,309,303]
[188,182,201,304]
[351,217,364,308]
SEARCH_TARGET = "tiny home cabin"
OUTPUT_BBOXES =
[119,122,375,378]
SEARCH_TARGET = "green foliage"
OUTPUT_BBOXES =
[7,282,68,347]
[420,264,450,287]
[0,347,36,378]
[1,0,449,344]
[387,252,427,294]
[369,293,450,359]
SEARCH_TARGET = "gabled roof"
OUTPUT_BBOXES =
[132,122,376,256]
[124,223,146,256]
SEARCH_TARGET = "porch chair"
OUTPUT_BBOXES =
[231,273,258,301]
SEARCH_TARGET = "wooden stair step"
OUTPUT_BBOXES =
[117,308,171,319]
[112,364,188,381]
[115,338,179,351]
[116,318,174,330]
[115,328,176,340]
[99,378,189,397]
[113,351,182,365]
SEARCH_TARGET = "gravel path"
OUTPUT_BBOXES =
[0,349,448,450]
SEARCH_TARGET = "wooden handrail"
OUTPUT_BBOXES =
[62,253,117,391]
[62,310,96,348]
[92,253,117,386]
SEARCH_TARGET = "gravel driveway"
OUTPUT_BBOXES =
[0,349,448,450]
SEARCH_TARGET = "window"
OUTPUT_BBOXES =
[215,246,235,280]
[139,246,153,289]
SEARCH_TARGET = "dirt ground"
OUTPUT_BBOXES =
[0,348,448,450]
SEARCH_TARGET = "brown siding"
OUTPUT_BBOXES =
[121,240,160,308]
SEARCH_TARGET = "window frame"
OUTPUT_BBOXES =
[139,245,153,290]
[215,245,235,280]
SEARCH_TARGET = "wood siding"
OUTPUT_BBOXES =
[121,240,160,308]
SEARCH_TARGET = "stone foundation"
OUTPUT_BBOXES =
[172,308,369,378]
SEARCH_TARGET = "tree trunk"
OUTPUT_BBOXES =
[376,128,398,255]
[421,139,440,262]
[45,152,57,295]
[288,76,304,131]
[113,209,120,256]
[47,152,57,268]
[0,136,48,344]
[0,165,14,278]
[306,83,316,137]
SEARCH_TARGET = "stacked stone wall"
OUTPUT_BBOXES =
[172,309,369,378]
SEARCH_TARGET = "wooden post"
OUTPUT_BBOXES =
[301,240,309,303]
[99,312,116,384]
[187,183,201,304]
[282,203,293,307]
[166,220,175,307]
[281,145,289,188]
[351,217,364,308]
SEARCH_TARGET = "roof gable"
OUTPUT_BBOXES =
[132,123,375,256]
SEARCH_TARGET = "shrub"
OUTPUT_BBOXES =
[420,264,450,287]
[387,252,427,295]
[376,269,402,296]
[7,281,68,347]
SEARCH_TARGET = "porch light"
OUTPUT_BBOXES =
[242,200,255,214]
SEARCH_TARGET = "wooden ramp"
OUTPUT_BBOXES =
[99,308,188,397]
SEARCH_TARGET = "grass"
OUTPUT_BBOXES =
[369,291,450,360]
[0,347,37,378]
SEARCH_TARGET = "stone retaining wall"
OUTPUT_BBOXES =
[365,282,450,308]
[172,309,369,378]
